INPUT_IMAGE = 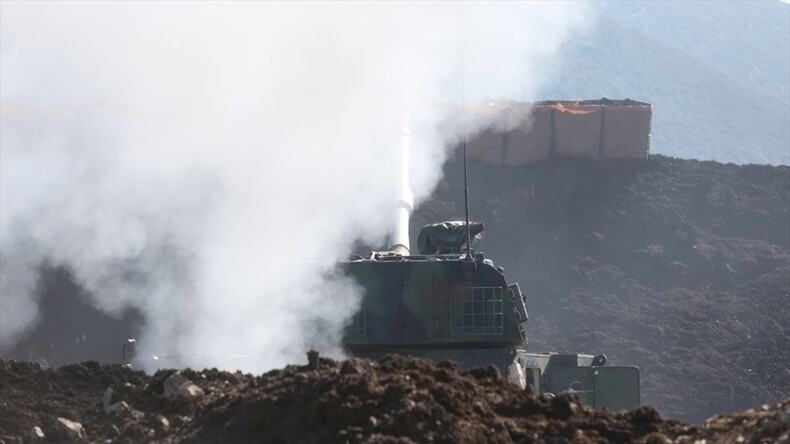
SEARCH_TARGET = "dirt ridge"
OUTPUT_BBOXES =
[1,355,788,443]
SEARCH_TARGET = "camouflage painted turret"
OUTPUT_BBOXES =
[341,116,640,411]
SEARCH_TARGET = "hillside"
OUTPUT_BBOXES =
[542,2,790,165]
[604,1,789,99]
[1,356,788,443]
[4,155,789,426]
[416,154,789,423]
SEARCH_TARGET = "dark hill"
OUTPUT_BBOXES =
[544,1,790,165]
[415,154,789,422]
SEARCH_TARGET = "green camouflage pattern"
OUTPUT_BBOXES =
[341,252,527,374]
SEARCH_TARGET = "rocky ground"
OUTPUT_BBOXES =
[414,154,789,423]
[3,154,789,438]
[1,355,788,444]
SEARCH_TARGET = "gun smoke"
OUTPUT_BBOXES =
[0,2,589,372]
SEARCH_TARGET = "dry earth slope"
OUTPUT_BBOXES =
[416,154,789,423]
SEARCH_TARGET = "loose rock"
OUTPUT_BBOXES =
[56,417,85,440]
[163,372,188,398]
[29,427,44,441]
[176,382,205,401]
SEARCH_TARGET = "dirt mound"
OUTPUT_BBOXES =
[1,355,787,444]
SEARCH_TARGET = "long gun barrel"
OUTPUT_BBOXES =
[387,115,414,255]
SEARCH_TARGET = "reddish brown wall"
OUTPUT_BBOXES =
[465,99,652,165]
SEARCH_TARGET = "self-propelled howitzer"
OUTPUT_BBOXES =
[343,223,529,373]
[341,117,640,411]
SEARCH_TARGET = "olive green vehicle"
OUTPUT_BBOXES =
[340,117,640,411]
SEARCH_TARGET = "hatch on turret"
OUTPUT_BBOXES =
[417,221,484,255]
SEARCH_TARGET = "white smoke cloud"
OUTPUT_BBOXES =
[0,2,590,371]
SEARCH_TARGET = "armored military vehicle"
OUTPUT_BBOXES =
[341,117,640,411]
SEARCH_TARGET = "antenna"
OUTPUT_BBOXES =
[462,59,472,260]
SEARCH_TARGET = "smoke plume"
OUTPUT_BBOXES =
[0,2,589,372]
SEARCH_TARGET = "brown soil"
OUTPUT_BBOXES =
[1,355,788,444]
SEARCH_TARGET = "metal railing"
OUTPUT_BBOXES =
[449,287,504,335]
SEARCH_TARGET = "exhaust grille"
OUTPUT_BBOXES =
[347,301,366,336]
[449,287,504,335]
